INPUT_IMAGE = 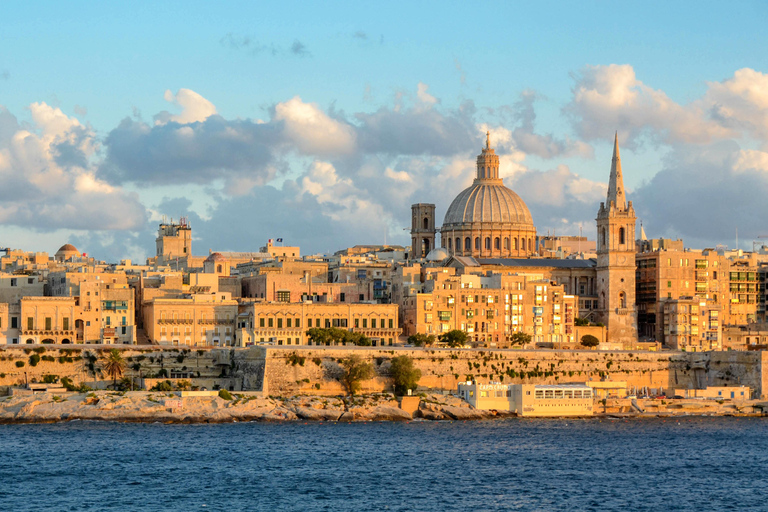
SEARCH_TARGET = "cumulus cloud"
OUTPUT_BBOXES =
[274,96,356,155]
[0,103,145,232]
[565,64,733,147]
[154,89,217,125]
[633,141,768,246]
[705,68,768,145]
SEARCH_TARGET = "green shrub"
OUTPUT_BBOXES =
[29,354,41,366]
[33,347,46,354]
[150,381,173,392]
[42,374,59,384]
[42,355,55,362]
[15,361,25,368]
[218,389,233,400]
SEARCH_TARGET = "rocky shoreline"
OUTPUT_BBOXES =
[0,390,517,424]
[0,391,764,424]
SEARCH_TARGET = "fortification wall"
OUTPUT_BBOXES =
[0,346,227,390]
[255,347,767,398]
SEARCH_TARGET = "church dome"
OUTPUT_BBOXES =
[55,243,81,261]
[57,243,79,253]
[425,247,449,261]
[439,132,537,258]
[205,252,226,262]
[443,183,533,227]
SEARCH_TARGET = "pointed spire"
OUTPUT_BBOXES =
[486,130,491,150]
[606,132,627,209]
[640,221,647,241]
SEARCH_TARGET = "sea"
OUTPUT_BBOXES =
[1,417,766,511]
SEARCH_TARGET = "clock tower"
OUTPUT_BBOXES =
[595,133,638,345]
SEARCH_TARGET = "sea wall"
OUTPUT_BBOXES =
[0,346,233,391]
[250,347,768,398]
[1,345,765,399]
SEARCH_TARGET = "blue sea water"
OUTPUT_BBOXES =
[1,418,767,511]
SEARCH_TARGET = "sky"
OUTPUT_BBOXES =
[1,1,768,261]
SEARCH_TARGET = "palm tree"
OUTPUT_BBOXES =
[101,349,126,388]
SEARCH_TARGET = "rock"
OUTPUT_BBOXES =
[293,406,344,421]
[441,405,492,420]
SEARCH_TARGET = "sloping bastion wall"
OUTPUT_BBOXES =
[1,346,766,399]
[250,347,768,399]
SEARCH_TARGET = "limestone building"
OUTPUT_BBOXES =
[595,134,638,344]
[439,133,537,258]
[410,203,436,258]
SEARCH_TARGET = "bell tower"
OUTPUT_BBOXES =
[596,133,637,345]
[410,203,436,259]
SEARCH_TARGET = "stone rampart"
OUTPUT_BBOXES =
[254,346,768,398]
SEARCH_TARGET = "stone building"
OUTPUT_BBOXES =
[19,297,76,344]
[660,297,722,351]
[403,272,576,347]
[439,133,537,258]
[235,302,400,347]
[142,294,239,347]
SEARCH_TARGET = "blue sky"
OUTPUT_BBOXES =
[1,1,767,260]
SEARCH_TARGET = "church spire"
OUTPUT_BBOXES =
[486,130,490,150]
[606,132,626,209]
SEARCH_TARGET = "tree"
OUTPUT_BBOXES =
[580,335,600,348]
[509,332,531,346]
[390,355,422,396]
[101,349,126,386]
[306,328,372,346]
[339,355,374,396]
[574,317,590,326]
[438,330,468,348]
[407,333,436,347]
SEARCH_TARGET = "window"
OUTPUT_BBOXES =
[276,291,290,302]
[63,318,69,330]
[259,318,265,327]
[456,238,461,252]
[495,237,500,250]
[389,319,393,329]
[522,238,526,251]
[27,317,33,330]
[307,318,312,328]
[485,237,491,250]
[504,237,509,250]
[277,318,283,329]
[371,319,377,328]
[296,319,301,328]
[363,319,368,328]
[475,237,480,250]
[10,278,17,287]
[619,227,625,244]
[11,317,18,329]
[268,318,273,327]
[287,318,292,328]
[423,217,429,229]
[340,293,345,302]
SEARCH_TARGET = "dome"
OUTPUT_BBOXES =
[443,182,534,227]
[438,132,537,259]
[425,247,449,261]
[206,252,226,262]
[57,244,79,253]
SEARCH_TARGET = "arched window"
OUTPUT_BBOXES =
[619,227,625,244]
[485,237,491,250]
[217,264,223,273]
[503,237,509,250]
[423,218,429,230]
[456,238,461,252]
[465,237,471,250]
[601,228,606,249]
[521,238,526,251]
[494,237,501,250]
[447,238,452,250]
[514,238,519,250]
[474,237,480,250]
[529,238,533,252]
[619,291,627,309]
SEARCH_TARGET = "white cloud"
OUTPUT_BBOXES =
[274,96,356,155]
[155,88,217,125]
[565,64,733,147]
